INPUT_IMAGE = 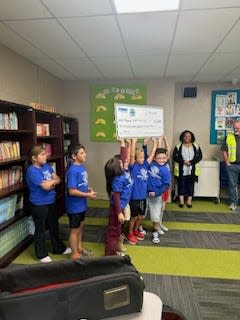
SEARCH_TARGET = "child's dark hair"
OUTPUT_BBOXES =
[24,144,46,181]
[155,147,167,156]
[69,144,85,156]
[179,130,195,142]
[104,156,123,198]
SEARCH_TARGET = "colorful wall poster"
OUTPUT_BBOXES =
[210,89,240,144]
[91,84,147,141]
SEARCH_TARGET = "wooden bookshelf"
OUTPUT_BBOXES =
[0,100,79,267]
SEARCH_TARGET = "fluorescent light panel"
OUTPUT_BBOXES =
[114,0,179,13]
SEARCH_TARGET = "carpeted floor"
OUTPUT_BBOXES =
[11,199,240,319]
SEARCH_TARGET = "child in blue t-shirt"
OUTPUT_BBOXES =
[26,144,68,263]
[65,144,97,260]
[104,140,133,256]
[148,148,172,244]
[127,137,157,245]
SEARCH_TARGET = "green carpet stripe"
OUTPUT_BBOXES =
[127,246,240,280]
[89,199,232,213]
[13,242,240,280]
[59,216,240,233]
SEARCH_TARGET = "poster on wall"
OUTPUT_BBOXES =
[210,89,240,144]
[91,84,147,141]
[115,104,164,138]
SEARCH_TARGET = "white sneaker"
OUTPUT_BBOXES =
[160,224,168,232]
[63,247,72,255]
[229,203,237,210]
[157,228,165,235]
[152,232,160,244]
[138,225,146,235]
[40,256,52,263]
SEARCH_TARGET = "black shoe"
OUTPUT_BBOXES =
[178,204,184,208]
[187,204,192,208]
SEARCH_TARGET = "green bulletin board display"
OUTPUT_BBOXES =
[210,89,240,144]
[91,84,147,141]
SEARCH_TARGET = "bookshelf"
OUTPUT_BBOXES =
[0,101,79,267]
[62,115,79,169]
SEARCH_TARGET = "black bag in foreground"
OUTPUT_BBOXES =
[0,255,145,320]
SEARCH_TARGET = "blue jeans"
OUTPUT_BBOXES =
[226,164,240,205]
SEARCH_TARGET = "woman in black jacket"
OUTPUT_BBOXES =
[173,130,202,208]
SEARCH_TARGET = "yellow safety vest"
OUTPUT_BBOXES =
[174,143,201,177]
[226,133,236,162]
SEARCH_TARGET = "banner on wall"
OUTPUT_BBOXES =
[210,89,240,144]
[115,104,164,138]
[91,84,147,141]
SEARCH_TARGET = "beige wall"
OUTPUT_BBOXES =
[174,82,240,160]
[61,79,175,199]
[0,43,63,108]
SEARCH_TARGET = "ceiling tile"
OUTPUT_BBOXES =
[0,22,47,59]
[60,15,126,57]
[217,21,240,52]
[118,12,178,55]
[130,55,168,78]
[182,0,240,10]
[172,9,240,52]
[92,57,133,78]
[5,19,86,59]
[166,53,209,77]
[56,58,103,79]
[0,0,51,20]
[197,53,240,76]
[32,58,77,80]
[42,0,113,17]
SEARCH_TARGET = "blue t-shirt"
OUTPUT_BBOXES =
[111,170,133,209]
[129,160,150,200]
[26,163,56,205]
[148,162,171,196]
[65,163,89,214]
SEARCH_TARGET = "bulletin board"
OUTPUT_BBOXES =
[91,84,146,141]
[115,104,164,138]
[210,89,240,144]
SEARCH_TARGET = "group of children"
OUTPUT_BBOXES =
[26,136,171,262]
[104,136,171,256]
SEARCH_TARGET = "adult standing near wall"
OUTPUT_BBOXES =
[173,130,202,208]
[221,120,240,210]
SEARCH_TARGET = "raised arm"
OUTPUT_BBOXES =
[130,138,137,165]
[146,137,158,164]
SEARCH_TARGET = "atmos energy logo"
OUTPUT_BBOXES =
[129,108,136,117]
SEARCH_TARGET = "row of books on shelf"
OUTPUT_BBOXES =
[41,143,52,157]
[0,141,20,160]
[64,139,71,151]
[36,123,50,136]
[0,217,29,259]
[0,166,22,190]
[63,121,70,134]
[0,193,23,224]
[0,112,18,130]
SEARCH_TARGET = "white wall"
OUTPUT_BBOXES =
[0,43,63,108]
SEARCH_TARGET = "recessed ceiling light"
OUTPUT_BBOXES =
[113,0,179,14]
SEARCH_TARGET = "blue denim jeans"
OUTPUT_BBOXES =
[226,164,240,205]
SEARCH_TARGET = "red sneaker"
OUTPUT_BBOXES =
[134,230,145,241]
[127,233,138,245]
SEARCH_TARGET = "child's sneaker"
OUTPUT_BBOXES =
[63,247,72,255]
[133,230,145,241]
[157,228,165,235]
[152,232,160,244]
[117,242,127,252]
[71,252,81,260]
[138,225,146,235]
[40,255,52,263]
[126,233,138,245]
[160,224,168,232]
[116,251,125,257]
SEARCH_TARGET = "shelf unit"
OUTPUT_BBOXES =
[0,100,34,267]
[0,100,79,267]
[62,115,79,169]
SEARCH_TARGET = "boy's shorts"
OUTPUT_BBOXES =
[129,199,146,217]
[147,196,163,223]
[68,211,86,228]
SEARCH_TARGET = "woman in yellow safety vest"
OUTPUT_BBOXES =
[173,130,202,208]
